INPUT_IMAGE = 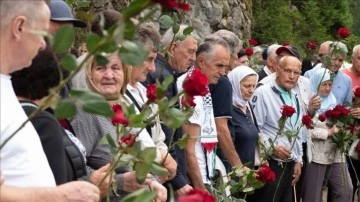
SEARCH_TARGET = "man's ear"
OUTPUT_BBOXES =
[197,55,205,70]
[169,42,177,55]
[12,16,27,41]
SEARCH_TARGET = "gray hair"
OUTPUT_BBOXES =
[206,30,241,55]
[196,37,230,62]
[329,41,348,55]
[353,45,360,56]
[160,24,200,49]
[267,44,281,59]
[133,22,161,52]
[0,0,47,31]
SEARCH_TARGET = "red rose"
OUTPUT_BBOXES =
[181,94,196,108]
[183,68,209,96]
[334,105,350,116]
[331,110,341,119]
[282,42,290,46]
[118,134,136,147]
[325,109,333,119]
[354,87,360,97]
[306,41,316,50]
[256,164,276,184]
[245,47,253,56]
[146,83,157,102]
[249,38,258,46]
[318,114,327,122]
[152,0,191,11]
[178,189,215,202]
[355,142,360,153]
[302,114,313,129]
[281,105,296,117]
[111,104,129,126]
[338,27,350,39]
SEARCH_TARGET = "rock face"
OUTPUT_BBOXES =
[88,0,252,40]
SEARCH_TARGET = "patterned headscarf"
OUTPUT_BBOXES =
[228,66,258,107]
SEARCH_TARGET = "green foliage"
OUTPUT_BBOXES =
[52,25,75,54]
[119,41,149,67]
[121,188,157,202]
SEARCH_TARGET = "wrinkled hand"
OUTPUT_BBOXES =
[291,162,302,186]
[328,125,340,137]
[123,172,152,192]
[175,184,193,196]
[273,145,292,161]
[89,163,113,198]
[308,94,321,116]
[149,181,167,202]
[351,107,360,119]
[57,181,100,202]
[160,151,177,182]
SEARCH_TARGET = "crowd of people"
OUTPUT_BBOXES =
[1,0,360,202]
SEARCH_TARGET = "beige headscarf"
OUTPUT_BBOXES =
[84,54,131,103]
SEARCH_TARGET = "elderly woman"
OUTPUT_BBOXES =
[228,66,260,169]
[302,68,353,202]
[11,48,111,195]
[70,53,167,201]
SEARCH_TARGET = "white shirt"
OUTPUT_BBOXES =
[125,83,168,162]
[0,74,56,187]
[177,73,210,184]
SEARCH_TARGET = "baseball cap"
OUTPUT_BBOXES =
[50,0,87,28]
[276,45,301,60]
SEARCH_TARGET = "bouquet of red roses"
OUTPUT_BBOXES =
[318,105,356,154]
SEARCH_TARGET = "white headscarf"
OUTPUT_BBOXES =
[309,68,337,115]
[228,66,258,107]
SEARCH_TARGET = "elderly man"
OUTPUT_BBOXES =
[143,25,199,196]
[341,44,360,201]
[204,30,244,172]
[177,39,230,190]
[0,0,99,201]
[304,41,333,79]
[251,56,304,202]
[257,44,281,81]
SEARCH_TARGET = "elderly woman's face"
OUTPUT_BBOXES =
[240,75,257,101]
[91,55,124,97]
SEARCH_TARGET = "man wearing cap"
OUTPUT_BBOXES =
[304,41,333,79]
[49,0,87,34]
[251,56,304,202]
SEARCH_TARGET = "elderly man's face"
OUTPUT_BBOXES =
[328,54,346,72]
[352,48,360,74]
[276,56,301,91]
[169,36,197,73]
[198,45,230,84]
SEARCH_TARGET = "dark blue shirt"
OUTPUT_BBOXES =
[232,106,259,168]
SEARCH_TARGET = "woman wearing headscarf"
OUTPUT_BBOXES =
[228,66,260,170]
[302,68,353,202]
[70,53,167,202]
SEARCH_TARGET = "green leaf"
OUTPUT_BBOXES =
[60,54,78,71]
[119,40,148,66]
[150,162,170,177]
[175,134,189,149]
[160,108,187,128]
[121,0,150,20]
[142,147,156,164]
[95,55,109,66]
[86,33,102,52]
[70,90,114,117]
[133,161,151,183]
[53,25,74,54]
[99,133,117,154]
[121,188,156,202]
[54,98,76,118]
[172,23,180,35]
[123,19,136,40]
[158,15,174,30]
[183,26,194,35]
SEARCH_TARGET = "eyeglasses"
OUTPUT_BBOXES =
[280,67,301,76]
